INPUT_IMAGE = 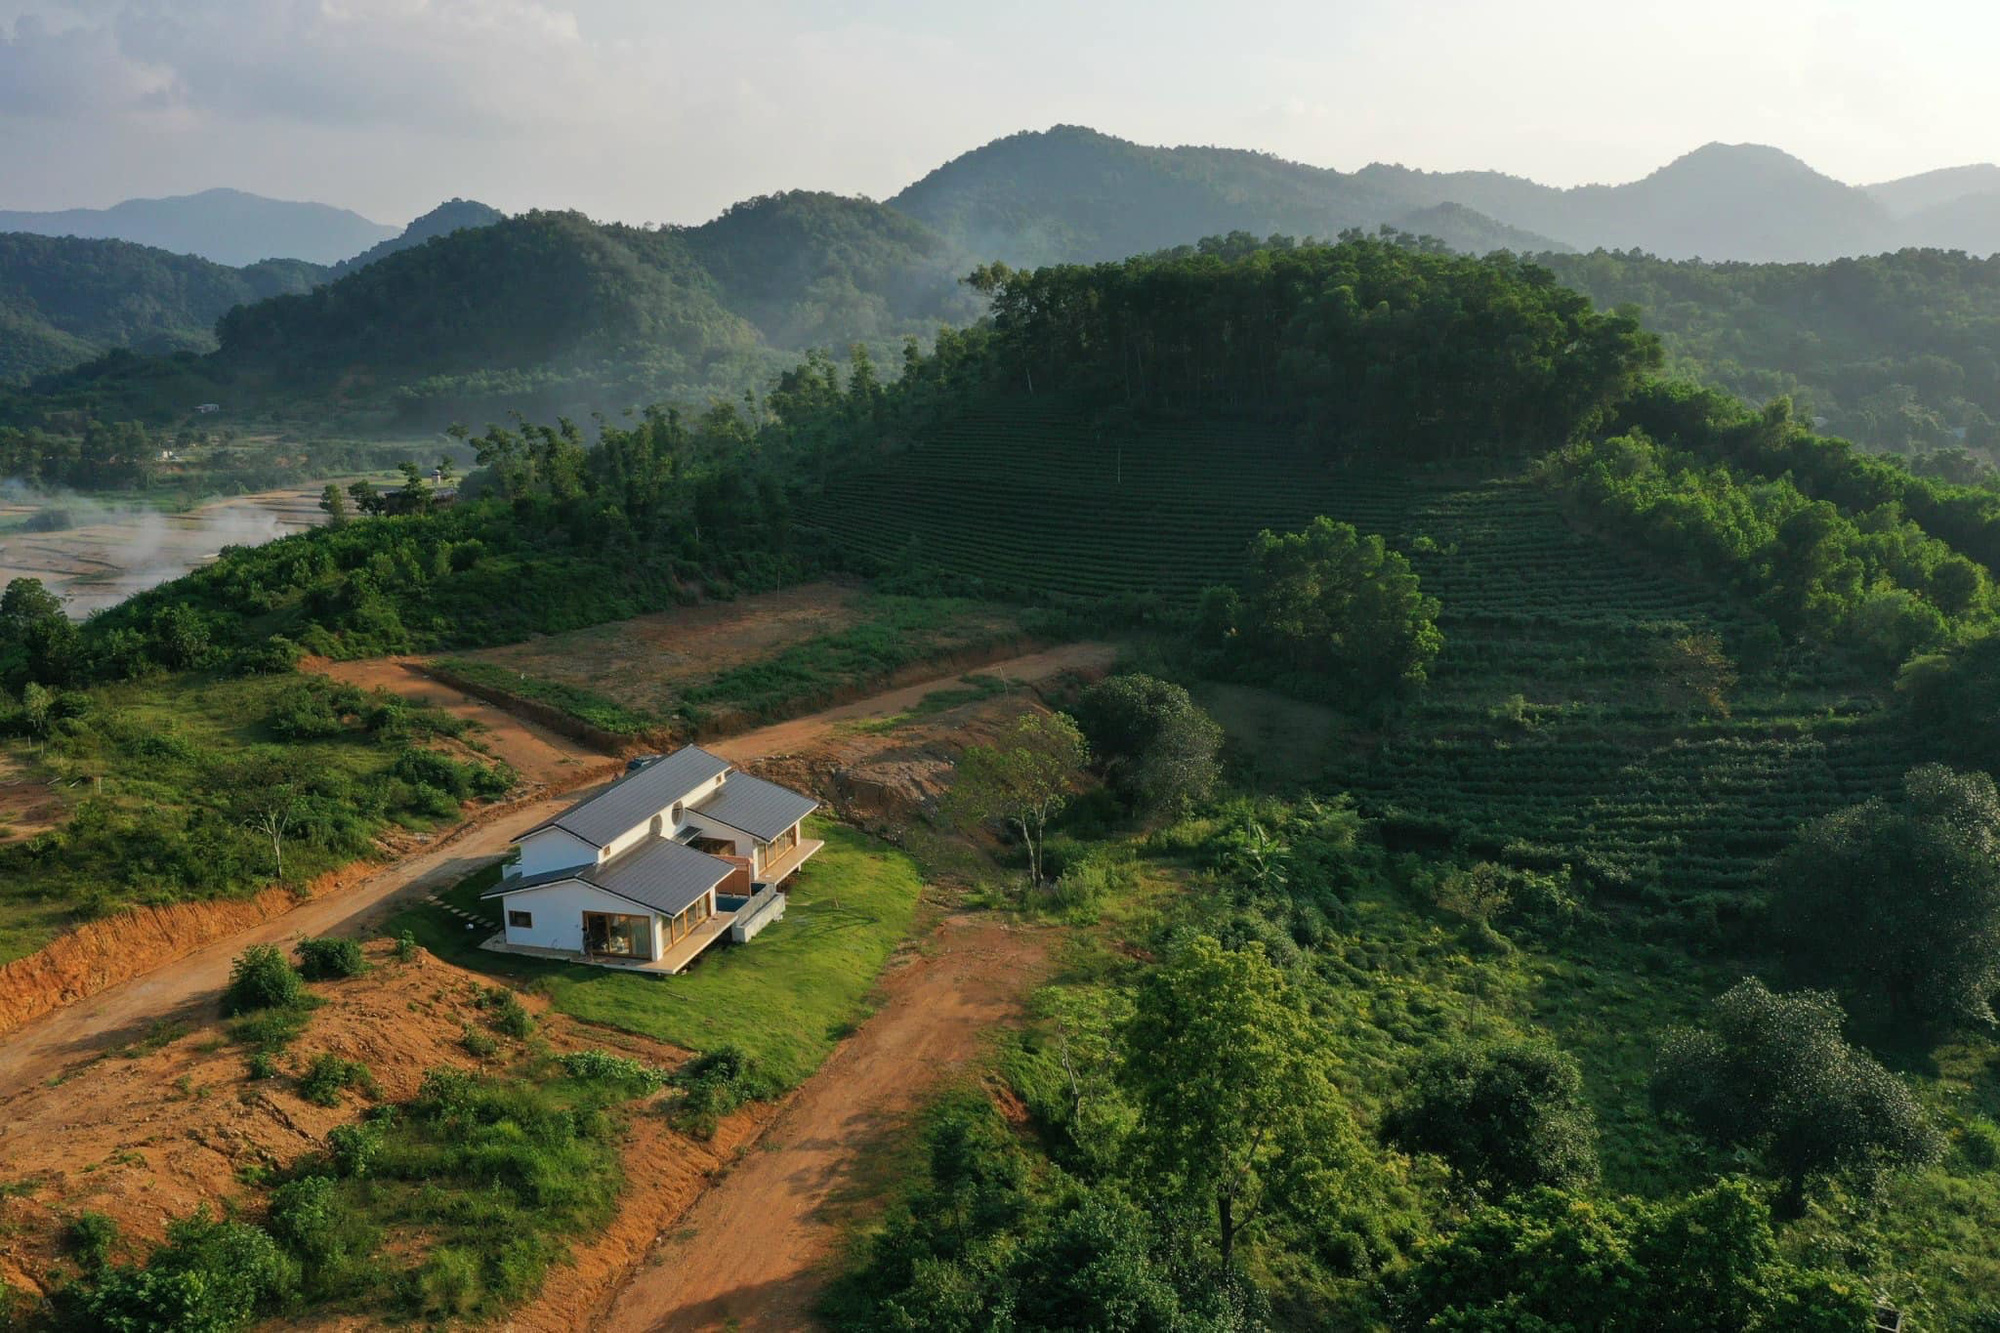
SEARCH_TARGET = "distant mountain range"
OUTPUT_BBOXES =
[0,200,507,383]
[11,126,2000,441]
[896,127,2000,266]
[0,188,396,266]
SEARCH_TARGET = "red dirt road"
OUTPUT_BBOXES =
[598,913,1052,1333]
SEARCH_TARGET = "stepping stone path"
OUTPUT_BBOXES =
[424,892,499,932]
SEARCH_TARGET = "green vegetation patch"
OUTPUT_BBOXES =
[0,670,512,966]
[391,819,925,1089]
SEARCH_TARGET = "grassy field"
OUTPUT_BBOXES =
[389,818,927,1089]
[0,671,496,965]
[441,588,1027,742]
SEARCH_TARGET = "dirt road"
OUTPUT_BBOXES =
[0,788,589,1099]
[598,914,1052,1333]
[0,643,1107,1099]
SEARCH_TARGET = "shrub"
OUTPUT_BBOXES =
[75,1211,296,1333]
[667,1046,777,1138]
[476,985,534,1038]
[326,1122,384,1179]
[298,1054,375,1108]
[461,1025,499,1058]
[222,945,306,1016]
[393,930,420,963]
[245,1051,278,1080]
[66,1212,120,1271]
[558,1049,666,1089]
[294,936,367,981]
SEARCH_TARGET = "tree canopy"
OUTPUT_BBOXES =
[1384,1038,1600,1197]
[1070,673,1223,818]
[1652,977,1941,1206]
[1772,764,2000,1024]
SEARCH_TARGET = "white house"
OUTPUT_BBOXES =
[482,745,822,974]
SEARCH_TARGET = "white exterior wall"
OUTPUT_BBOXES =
[598,769,733,862]
[495,880,661,956]
[514,828,598,879]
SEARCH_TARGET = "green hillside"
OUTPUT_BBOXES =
[1545,246,2000,457]
[807,405,1904,911]
[327,196,505,277]
[0,233,324,382]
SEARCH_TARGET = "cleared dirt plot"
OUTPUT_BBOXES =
[0,750,65,845]
[440,584,1032,743]
[0,486,329,615]
[307,655,606,790]
[0,938,777,1327]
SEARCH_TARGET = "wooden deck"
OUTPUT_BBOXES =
[757,837,825,888]
[477,908,736,976]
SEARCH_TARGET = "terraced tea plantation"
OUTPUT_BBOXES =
[810,408,1914,911]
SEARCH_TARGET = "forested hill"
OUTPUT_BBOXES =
[675,191,982,349]
[1544,247,2000,458]
[0,234,325,383]
[6,198,988,429]
[896,127,2000,264]
[889,125,1568,266]
[0,187,395,266]
[328,198,505,278]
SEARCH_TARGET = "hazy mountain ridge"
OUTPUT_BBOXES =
[0,187,396,266]
[899,127,2000,265]
[330,199,506,278]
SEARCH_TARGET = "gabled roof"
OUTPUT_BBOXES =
[484,835,732,918]
[691,773,820,842]
[524,745,732,848]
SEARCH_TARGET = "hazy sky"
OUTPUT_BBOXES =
[1,0,1993,226]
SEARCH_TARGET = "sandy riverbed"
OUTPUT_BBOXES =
[0,486,329,616]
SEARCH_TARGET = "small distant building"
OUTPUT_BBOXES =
[193,403,220,414]
[481,746,822,974]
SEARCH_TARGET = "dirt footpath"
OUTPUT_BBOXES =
[598,914,1053,1333]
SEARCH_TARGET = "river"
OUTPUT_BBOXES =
[0,486,330,617]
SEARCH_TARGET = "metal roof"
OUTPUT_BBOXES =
[535,745,732,847]
[691,773,819,841]
[485,835,732,918]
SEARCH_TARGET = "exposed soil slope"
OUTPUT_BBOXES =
[0,938,757,1305]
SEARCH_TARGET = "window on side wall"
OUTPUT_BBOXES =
[508,910,533,929]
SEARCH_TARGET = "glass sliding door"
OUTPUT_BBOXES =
[582,911,653,960]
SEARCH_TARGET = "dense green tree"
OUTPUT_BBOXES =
[1393,1179,1872,1332]
[943,711,1089,889]
[317,483,349,528]
[1773,764,2000,1023]
[1071,674,1223,818]
[1121,935,1362,1269]
[1384,1039,1599,1197]
[1652,978,1941,1208]
[1202,517,1442,693]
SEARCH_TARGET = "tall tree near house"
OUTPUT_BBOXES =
[943,711,1087,889]
[1071,673,1224,818]
[397,460,433,514]
[1121,934,1362,1270]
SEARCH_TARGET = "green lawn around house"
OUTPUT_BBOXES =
[388,817,927,1089]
